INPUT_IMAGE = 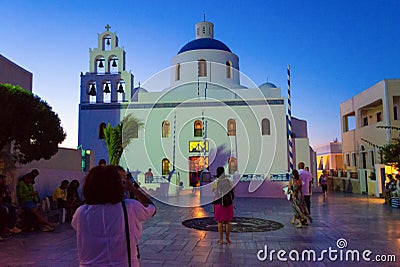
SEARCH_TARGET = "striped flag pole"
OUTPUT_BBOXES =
[173,112,176,171]
[205,82,207,100]
[287,65,294,173]
[197,79,200,98]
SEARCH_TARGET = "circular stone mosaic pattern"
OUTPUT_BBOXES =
[182,217,284,233]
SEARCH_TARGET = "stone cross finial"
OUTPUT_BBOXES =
[105,24,111,31]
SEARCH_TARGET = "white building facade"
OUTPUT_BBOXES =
[78,22,312,197]
[340,79,400,196]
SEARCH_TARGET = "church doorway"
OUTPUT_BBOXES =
[189,156,208,187]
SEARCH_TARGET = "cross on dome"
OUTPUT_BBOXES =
[105,24,111,31]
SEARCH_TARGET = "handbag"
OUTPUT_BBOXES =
[122,201,132,267]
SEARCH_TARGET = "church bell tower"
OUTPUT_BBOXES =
[80,24,134,104]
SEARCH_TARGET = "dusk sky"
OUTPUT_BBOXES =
[1,0,399,149]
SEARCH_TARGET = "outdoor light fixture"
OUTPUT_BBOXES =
[88,84,96,96]
[103,83,111,93]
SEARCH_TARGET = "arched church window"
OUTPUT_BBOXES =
[109,56,118,74]
[175,64,180,81]
[194,120,203,137]
[162,120,170,138]
[227,119,236,136]
[226,61,232,79]
[88,82,97,103]
[117,80,125,102]
[198,59,207,77]
[261,118,271,135]
[228,157,237,174]
[96,57,105,74]
[162,158,170,176]
[103,81,111,103]
[98,122,106,139]
[103,34,112,51]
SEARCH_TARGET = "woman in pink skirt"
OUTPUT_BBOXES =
[212,166,234,245]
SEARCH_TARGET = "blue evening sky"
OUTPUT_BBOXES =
[1,0,399,148]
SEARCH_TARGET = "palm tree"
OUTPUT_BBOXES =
[103,114,144,165]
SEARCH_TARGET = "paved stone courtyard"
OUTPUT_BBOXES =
[0,192,399,266]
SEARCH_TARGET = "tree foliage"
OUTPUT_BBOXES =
[103,113,143,165]
[380,137,400,171]
[0,83,66,164]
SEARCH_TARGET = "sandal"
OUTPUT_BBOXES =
[218,240,223,245]
[42,226,55,232]
[9,227,22,234]
[226,239,231,244]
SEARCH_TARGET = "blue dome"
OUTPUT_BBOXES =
[259,82,278,89]
[178,38,232,54]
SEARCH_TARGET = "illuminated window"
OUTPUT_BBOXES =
[198,59,207,77]
[228,157,237,174]
[261,118,271,135]
[226,61,232,79]
[194,120,203,137]
[98,122,106,139]
[162,158,170,176]
[162,120,170,138]
[227,119,236,136]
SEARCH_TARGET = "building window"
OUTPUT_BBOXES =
[194,120,203,137]
[175,64,180,81]
[363,117,368,126]
[360,145,366,169]
[228,157,237,174]
[394,106,398,120]
[261,118,271,135]
[198,59,207,77]
[351,153,356,167]
[370,150,375,166]
[226,61,232,79]
[98,122,106,139]
[227,119,236,136]
[162,158,170,176]
[345,154,350,167]
[376,112,382,122]
[162,120,170,138]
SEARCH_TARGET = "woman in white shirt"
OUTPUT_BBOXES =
[72,165,156,267]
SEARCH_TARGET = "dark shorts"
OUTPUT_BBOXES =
[21,200,36,212]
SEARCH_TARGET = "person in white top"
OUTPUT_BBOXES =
[298,162,312,216]
[71,165,156,267]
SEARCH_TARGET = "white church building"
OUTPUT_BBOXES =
[78,21,313,198]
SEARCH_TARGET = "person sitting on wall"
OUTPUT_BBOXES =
[17,171,55,232]
[0,174,21,236]
[383,174,397,205]
[53,180,74,220]
[66,179,83,220]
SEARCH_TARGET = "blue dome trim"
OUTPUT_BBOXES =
[178,38,232,54]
